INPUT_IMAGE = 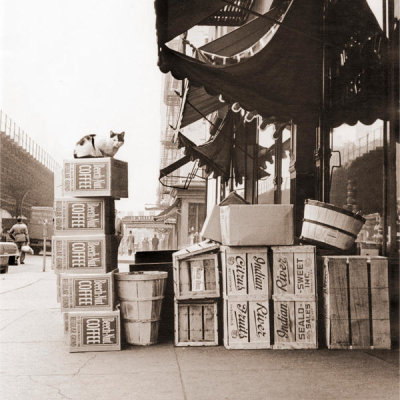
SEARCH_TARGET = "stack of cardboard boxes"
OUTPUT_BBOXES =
[52,158,128,352]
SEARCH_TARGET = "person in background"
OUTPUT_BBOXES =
[9,217,29,264]
[151,234,159,251]
[142,237,150,251]
[127,230,135,256]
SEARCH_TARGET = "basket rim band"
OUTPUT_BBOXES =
[302,218,358,239]
[305,199,366,223]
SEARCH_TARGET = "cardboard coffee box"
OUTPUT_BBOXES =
[272,246,316,300]
[63,158,128,198]
[60,271,116,312]
[68,310,121,352]
[220,246,270,299]
[273,300,317,349]
[54,198,115,234]
[52,235,118,273]
[224,299,271,349]
[219,204,294,246]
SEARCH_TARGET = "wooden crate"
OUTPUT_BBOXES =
[68,310,121,352]
[273,300,317,349]
[174,253,220,300]
[224,298,271,349]
[322,256,391,349]
[174,300,218,346]
[52,235,118,273]
[220,246,270,298]
[60,271,116,312]
[272,246,316,300]
[54,198,115,234]
[63,158,128,198]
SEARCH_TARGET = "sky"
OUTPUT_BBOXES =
[0,0,384,212]
[0,0,162,212]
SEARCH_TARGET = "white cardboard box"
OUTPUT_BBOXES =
[220,204,294,246]
[200,205,222,243]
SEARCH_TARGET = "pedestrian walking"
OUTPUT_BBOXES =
[9,217,30,264]
[151,234,159,251]
[127,230,135,256]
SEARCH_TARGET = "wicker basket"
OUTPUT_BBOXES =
[300,200,365,250]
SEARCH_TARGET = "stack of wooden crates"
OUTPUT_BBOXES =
[271,246,318,349]
[173,242,220,346]
[321,255,391,349]
[221,246,271,349]
[52,158,128,352]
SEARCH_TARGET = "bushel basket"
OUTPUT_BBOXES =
[300,199,365,251]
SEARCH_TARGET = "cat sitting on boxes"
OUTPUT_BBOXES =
[73,131,125,158]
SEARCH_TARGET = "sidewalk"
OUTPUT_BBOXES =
[0,255,398,400]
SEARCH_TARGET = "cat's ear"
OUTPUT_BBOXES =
[120,131,125,140]
[110,130,115,137]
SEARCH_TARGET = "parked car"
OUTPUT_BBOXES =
[0,242,19,273]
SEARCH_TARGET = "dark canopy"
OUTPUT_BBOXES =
[159,0,323,125]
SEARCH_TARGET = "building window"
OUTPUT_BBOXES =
[188,203,206,243]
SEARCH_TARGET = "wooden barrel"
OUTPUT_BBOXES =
[300,200,366,250]
[115,271,167,345]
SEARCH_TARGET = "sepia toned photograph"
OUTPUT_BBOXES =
[0,1,399,399]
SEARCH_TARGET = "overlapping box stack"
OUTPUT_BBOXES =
[173,241,221,346]
[52,158,128,352]
[272,246,317,349]
[198,190,322,350]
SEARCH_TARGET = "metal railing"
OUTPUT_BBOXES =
[339,126,383,165]
[0,110,59,172]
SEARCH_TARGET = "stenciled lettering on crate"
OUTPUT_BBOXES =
[272,246,316,299]
[322,256,391,350]
[175,301,218,346]
[60,272,115,312]
[221,246,270,298]
[54,198,114,234]
[63,158,128,198]
[273,300,317,349]
[52,235,117,273]
[68,310,121,352]
[224,300,271,349]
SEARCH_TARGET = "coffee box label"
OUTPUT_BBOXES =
[294,253,315,296]
[273,252,294,296]
[248,301,270,343]
[55,200,105,231]
[295,301,316,343]
[64,161,110,192]
[74,278,110,308]
[274,301,295,343]
[247,252,269,295]
[83,316,117,345]
[68,240,102,270]
[226,252,247,295]
[227,301,249,343]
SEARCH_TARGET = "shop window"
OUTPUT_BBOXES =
[258,124,291,204]
[188,203,206,243]
[330,120,384,249]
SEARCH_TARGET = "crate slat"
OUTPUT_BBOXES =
[175,301,218,346]
[322,256,391,349]
[174,253,220,300]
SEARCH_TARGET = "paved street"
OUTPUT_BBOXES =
[0,255,398,400]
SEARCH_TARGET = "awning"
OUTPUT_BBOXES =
[176,111,280,184]
[175,4,284,129]
[159,0,323,125]
[154,198,180,222]
[159,155,191,178]
[159,0,388,128]
[155,0,226,46]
